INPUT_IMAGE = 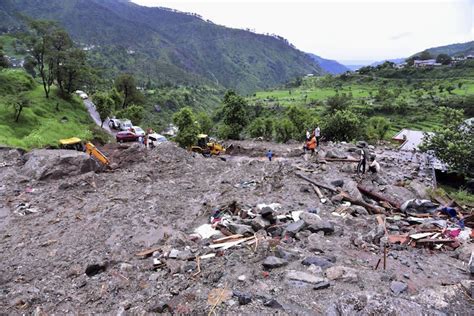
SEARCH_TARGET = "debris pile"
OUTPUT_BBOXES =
[0,140,472,314]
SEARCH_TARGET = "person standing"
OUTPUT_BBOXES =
[368,156,381,173]
[307,136,316,154]
[266,149,273,162]
[314,126,321,148]
[306,130,310,141]
[357,144,370,175]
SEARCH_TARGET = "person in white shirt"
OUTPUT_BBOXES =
[314,126,321,147]
[368,157,381,173]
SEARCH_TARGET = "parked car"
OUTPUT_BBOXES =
[75,90,84,95]
[119,120,133,131]
[79,93,88,100]
[131,126,145,137]
[108,118,121,130]
[147,133,167,148]
[116,131,138,143]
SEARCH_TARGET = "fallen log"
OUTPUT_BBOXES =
[311,184,324,199]
[339,191,386,215]
[357,185,401,210]
[295,173,338,193]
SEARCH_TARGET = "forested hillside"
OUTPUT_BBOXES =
[0,0,322,93]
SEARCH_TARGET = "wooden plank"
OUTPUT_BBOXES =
[208,236,255,249]
[135,247,161,257]
[212,234,244,244]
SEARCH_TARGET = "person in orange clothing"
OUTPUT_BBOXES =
[307,135,316,154]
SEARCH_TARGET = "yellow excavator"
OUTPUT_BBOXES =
[59,137,110,167]
[191,134,226,156]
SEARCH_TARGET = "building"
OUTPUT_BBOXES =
[413,59,441,68]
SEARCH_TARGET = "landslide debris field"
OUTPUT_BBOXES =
[0,141,473,315]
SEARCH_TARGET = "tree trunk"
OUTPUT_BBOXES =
[15,105,23,122]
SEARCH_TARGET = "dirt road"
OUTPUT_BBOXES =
[83,99,114,136]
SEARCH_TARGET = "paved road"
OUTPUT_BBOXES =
[83,99,114,136]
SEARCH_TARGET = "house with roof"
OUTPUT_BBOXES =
[413,59,441,68]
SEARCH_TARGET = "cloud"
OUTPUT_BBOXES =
[390,32,412,40]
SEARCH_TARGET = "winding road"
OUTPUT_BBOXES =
[83,99,114,136]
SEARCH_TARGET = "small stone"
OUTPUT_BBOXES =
[227,223,255,236]
[274,246,299,261]
[238,275,246,282]
[331,179,344,187]
[227,299,237,307]
[264,299,283,309]
[313,281,330,290]
[302,256,334,269]
[233,290,252,305]
[119,263,133,271]
[306,221,335,235]
[148,302,168,313]
[251,215,270,231]
[286,270,327,284]
[284,220,307,237]
[325,266,358,283]
[168,249,180,259]
[262,256,288,269]
[390,281,408,295]
[403,273,410,279]
[260,207,274,219]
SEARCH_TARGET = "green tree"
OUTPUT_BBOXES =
[11,95,29,122]
[196,112,213,135]
[326,93,351,114]
[419,50,433,60]
[248,117,265,138]
[173,107,200,148]
[262,117,274,140]
[23,56,36,77]
[0,44,10,68]
[421,107,473,176]
[275,118,296,143]
[221,90,249,139]
[436,54,452,65]
[93,92,114,127]
[115,74,144,108]
[27,20,58,98]
[116,104,145,125]
[366,116,391,142]
[323,110,362,142]
[60,48,89,95]
[108,88,123,111]
[446,85,455,94]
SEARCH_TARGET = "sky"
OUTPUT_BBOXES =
[131,0,474,64]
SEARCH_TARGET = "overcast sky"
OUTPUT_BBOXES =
[131,0,474,64]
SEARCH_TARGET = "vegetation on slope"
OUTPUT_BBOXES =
[0,69,97,149]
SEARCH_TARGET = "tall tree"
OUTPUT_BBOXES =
[27,20,58,98]
[173,107,199,147]
[93,92,114,127]
[221,90,249,139]
[0,44,10,68]
[115,74,143,108]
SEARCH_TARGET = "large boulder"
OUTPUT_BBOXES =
[325,149,347,159]
[21,149,99,180]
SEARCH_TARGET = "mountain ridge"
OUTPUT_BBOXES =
[0,0,322,93]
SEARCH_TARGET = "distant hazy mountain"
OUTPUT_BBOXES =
[0,0,322,93]
[417,41,474,57]
[307,53,349,74]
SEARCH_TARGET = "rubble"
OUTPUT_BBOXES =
[0,140,472,314]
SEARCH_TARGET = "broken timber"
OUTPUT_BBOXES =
[295,173,338,193]
[357,185,401,210]
[324,158,359,163]
[339,191,386,215]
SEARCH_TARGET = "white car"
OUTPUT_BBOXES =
[131,126,145,137]
[147,133,167,148]
[79,93,88,99]
[75,90,84,95]
[108,118,121,130]
[119,120,133,131]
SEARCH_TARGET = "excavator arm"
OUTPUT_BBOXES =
[85,142,110,166]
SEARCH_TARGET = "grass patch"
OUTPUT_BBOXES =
[0,69,96,149]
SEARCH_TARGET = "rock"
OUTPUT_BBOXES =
[237,275,246,282]
[148,301,168,313]
[331,179,344,187]
[21,149,100,180]
[284,220,306,236]
[325,266,358,283]
[286,270,327,285]
[356,141,368,148]
[85,263,107,277]
[302,256,334,269]
[320,164,327,171]
[313,281,330,290]
[227,223,254,236]
[342,180,363,201]
[325,149,347,159]
[274,246,300,261]
[460,280,473,298]
[233,290,252,305]
[263,299,284,309]
[300,185,312,193]
[260,207,274,219]
[306,221,335,235]
[469,251,474,274]
[168,249,181,259]
[384,185,416,206]
[299,212,321,225]
[262,256,288,269]
[390,281,408,295]
[251,215,271,231]
[350,205,369,216]
[408,181,429,199]
[119,263,133,271]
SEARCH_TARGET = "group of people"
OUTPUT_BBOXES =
[304,126,321,154]
[357,142,380,175]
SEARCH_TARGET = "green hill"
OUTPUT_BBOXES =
[0,0,322,93]
[420,41,474,57]
[0,69,102,149]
